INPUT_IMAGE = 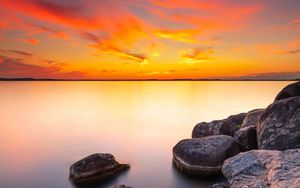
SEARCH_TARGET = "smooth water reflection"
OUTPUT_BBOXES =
[0,81,293,188]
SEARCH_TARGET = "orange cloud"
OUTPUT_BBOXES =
[155,29,200,43]
[23,38,40,45]
[179,48,214,64]
[293,19,300,24]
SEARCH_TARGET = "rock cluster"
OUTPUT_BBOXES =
[173,81,300,187]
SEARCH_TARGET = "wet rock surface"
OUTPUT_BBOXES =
[69,153,130,184]
[173,135,239,176]
[275,81,300,101]
[222,149,300,188]
[257,97,300,150]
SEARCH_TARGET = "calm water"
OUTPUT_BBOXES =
[0,81,293,188]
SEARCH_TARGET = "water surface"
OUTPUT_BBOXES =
[0,81,292,188]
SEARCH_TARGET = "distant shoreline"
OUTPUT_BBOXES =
[0,78,299,81]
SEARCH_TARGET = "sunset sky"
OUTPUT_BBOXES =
[0,0,300,79]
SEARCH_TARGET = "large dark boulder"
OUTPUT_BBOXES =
[241,109,265,128]
[173,135,239,176]
[69,153,130,184]
[234,125,257,151]
[275,81,300,101]
[192,119,238,138]
[257,97,300,150]
[222,149,300,188]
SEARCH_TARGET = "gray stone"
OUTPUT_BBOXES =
[227,113,247,126]
[173,135,239,176]
[222,149,300,188]
[69,153,130,184]
[234,125,257,151]
[275,81,300,101]
[257,97,300,150]
[192,119,238,138]
[241,109,265,128]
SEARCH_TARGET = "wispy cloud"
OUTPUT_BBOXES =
[179,48,214,64]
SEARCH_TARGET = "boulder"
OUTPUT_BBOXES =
[173,135,239,176]
[234,125,257,151]
[257,97,300,150]
[192,119,238,138]
[222,149,300,188]
[275,81,300,101]
[210,182,230,188]
[69,153,130,184]
[227,113,247,126]
[241,109,265,128]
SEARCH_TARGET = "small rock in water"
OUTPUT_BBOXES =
[173,135,239,176]
[274,81,300,101]
[69,153,130,184]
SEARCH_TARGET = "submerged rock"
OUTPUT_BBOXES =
[234,125,257,151]
[173,135,239,176]
[275,81,300,101]
[241,109,265,128]
[257,97,300,150]
[222,149,300,188]
[69,153,130,184]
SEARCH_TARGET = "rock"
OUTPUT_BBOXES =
[107,185,132,188]
[234,125,257,151]
[192,113,246,138]
[222,149,300,188]
[227,113,247,126]
[241,109,265,128]
[275,81,300,101]
[257,97,300,150]
[69,153,130,184]
[173,135,239,176]
[192,119,238,138]
[210,182,230,188]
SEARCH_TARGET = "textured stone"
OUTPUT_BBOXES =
[222,149,300,188]
[234,125,257,151]
[275,81,300,101]
[173,135,239,176]
[257,97,300,150]
[241,109,265,128]
[69,153,130,184]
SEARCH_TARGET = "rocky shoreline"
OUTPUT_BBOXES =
[173,81,300,187]
[69,81,300,187]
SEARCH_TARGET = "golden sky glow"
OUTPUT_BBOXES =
[0,0,300,79]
